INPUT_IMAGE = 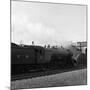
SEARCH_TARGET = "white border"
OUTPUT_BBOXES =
[0,0,89,90]
[0,0,10,90]
[13,0,88,5]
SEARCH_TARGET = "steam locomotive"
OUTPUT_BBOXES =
[11,43,76,74]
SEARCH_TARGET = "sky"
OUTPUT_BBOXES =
[11,1,87,46]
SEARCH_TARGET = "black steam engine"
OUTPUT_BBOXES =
[11,43,75,75]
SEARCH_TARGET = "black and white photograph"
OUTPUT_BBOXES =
[11,0,87,89]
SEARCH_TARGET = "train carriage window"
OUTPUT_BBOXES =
[25,54,29,58]
[17,54,20,58]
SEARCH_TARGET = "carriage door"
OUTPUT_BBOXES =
[35,48,44,64]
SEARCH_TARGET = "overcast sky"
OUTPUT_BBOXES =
[11,1,87,46]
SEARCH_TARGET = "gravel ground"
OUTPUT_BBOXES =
[11,68,87,89]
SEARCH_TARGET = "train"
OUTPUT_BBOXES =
[11,43,77,75]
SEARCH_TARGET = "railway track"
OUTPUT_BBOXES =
[11,65,86,81]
